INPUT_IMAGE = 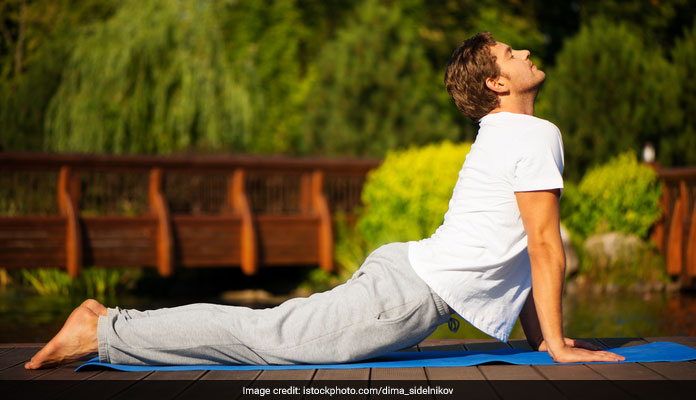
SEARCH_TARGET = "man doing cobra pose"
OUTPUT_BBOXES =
[26,32,624,369]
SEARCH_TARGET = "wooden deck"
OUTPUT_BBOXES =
[1,337,695,399]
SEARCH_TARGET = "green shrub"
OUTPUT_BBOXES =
[357,141,472,252]
[560,152,662,239]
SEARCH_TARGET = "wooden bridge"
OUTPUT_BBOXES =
[652,166,696,286]
[1,153,694,284]
[0,153,379,277]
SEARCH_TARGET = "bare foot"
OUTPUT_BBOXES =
[81,298,108,316]
[25,305,99,369]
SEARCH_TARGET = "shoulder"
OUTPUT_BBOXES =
[480,113,561,140]
[503,117,563,159]
[519,117,562,143]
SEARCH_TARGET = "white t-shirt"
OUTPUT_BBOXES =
[408,111,564,341]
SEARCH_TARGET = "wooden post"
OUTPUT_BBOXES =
[299,174,313,214]
[687,200,696,280]
[311,170,333,272]
[228,169,257,275]
[667,195,683,276]
[149,168,174,277]
[679,180,692,282]
[58,166,82,278]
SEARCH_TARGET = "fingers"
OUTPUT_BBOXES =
[591,350,626,362]
[552,347,626,363]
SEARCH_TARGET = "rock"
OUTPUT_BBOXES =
[221,289,293,306]
[583,232,641,271]
[560,224,579,278]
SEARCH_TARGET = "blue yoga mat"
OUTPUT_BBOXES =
[75,341,696,372]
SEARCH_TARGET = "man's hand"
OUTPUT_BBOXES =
[538,337,626,363]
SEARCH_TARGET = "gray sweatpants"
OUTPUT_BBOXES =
[97,242,453,365]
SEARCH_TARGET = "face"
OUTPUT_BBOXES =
[489,41,545,94]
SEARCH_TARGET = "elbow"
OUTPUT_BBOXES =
[527,238,566,267]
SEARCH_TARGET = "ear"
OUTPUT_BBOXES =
[485,76,507,93]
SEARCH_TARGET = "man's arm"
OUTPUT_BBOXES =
[518,289,544,350]
[515,189,625,362]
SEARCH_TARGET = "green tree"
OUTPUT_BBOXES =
[304,0,459,157]
[578,0,696,49]
[538,17,681,180]
[0,0,119,151]
[665,19,696,166]
[44,0,252,154]
[219,0,310,154]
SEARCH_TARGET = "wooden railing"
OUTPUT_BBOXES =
[652,166,696,284]
[3,153,693,283]
[0,153,380,277]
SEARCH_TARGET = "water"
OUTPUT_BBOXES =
[1,287,695,343]
[431,290,696,340]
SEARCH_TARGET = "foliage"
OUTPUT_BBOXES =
[304,0,459,157]
[539,17,681,180]
[560,152,662,240]
[44,0,252,154]
[0,0,120,151]
[218,0,310,154]
[665,19,696,166]
[2,0,696,174]
[21,269,73,296]
[577,0,696,49]
[358,141,472,252]
[20,267,141,297]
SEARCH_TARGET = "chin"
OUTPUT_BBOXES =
[536,71,547,86]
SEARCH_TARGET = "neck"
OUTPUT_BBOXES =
[488,90,538,116]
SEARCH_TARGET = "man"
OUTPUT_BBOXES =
[26,32,624,369]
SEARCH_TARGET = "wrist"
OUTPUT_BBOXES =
[543,337,566,352]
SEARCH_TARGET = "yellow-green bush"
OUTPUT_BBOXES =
[357,141,472,252]
[560,152,662,239]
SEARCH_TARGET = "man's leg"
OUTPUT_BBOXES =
[95,243,450,366]
[29,242,451,367]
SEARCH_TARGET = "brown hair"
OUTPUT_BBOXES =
[444,32,500,121]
